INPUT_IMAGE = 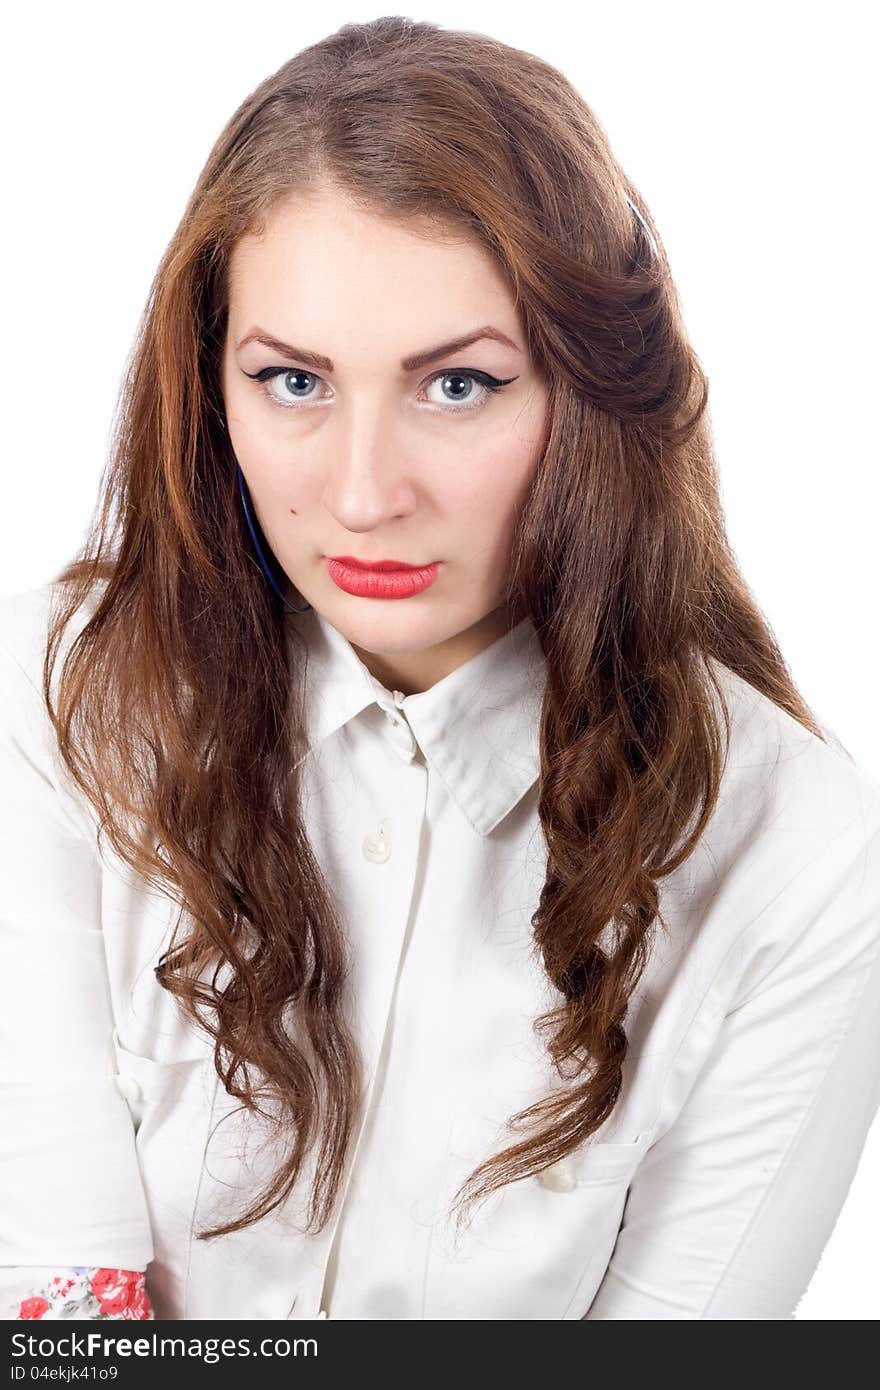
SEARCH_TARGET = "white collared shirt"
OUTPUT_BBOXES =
[2,580,880,1320]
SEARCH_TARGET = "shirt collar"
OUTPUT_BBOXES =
[286,605,547,836]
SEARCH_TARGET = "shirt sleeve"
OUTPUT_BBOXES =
[0,631,154,1272]
[0,1266,153,1320]
[584,810,880,1319]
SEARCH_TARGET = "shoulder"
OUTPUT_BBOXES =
[707,657,880,853]
[0,578,108,842]
[0,577,109,708]
[633,661,880,1036]
[680,659,880,1003]
[0,581,53,675]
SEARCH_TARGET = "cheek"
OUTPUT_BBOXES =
[443,428,542,522]
[225,387,261,464]
[225,405,309,501]
[223,373,289,478]
[440,442,537,578]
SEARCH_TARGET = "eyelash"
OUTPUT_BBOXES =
[242,365,518,415]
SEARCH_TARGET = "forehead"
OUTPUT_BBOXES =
[226,188,518,332]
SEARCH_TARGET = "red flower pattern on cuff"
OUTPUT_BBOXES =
[17,1267,154,1320]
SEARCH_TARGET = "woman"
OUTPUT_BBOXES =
[2,15,879,1322]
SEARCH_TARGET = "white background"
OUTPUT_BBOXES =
[1,0,877,1318]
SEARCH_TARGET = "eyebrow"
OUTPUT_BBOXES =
[235,324,522,372]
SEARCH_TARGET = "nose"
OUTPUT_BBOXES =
[320,399,417,532]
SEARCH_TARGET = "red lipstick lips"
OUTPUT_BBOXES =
[325,555,441,600]
[329,556,426,571]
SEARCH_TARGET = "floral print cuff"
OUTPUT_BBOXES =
[17,1267,154,1320]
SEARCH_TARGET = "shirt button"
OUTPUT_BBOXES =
[537,1158,577,1192]
[362,818,392,863]
[114,1072,143,1104]
[317,1308,329,1319]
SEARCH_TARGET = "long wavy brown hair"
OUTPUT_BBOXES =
[43,15,829,1243]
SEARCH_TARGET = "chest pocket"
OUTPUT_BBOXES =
[110,1029,217,1318]
[425,1125,654,1320]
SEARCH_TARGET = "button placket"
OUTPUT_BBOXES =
[316,745,428,1319]
[114,1071,143,1103]
[385,691,405,727]
[380,691,417,758]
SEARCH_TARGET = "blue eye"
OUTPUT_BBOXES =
[242,365,518,415]
[423,371,513,411]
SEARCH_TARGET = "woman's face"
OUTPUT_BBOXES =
[221,182,549,695]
